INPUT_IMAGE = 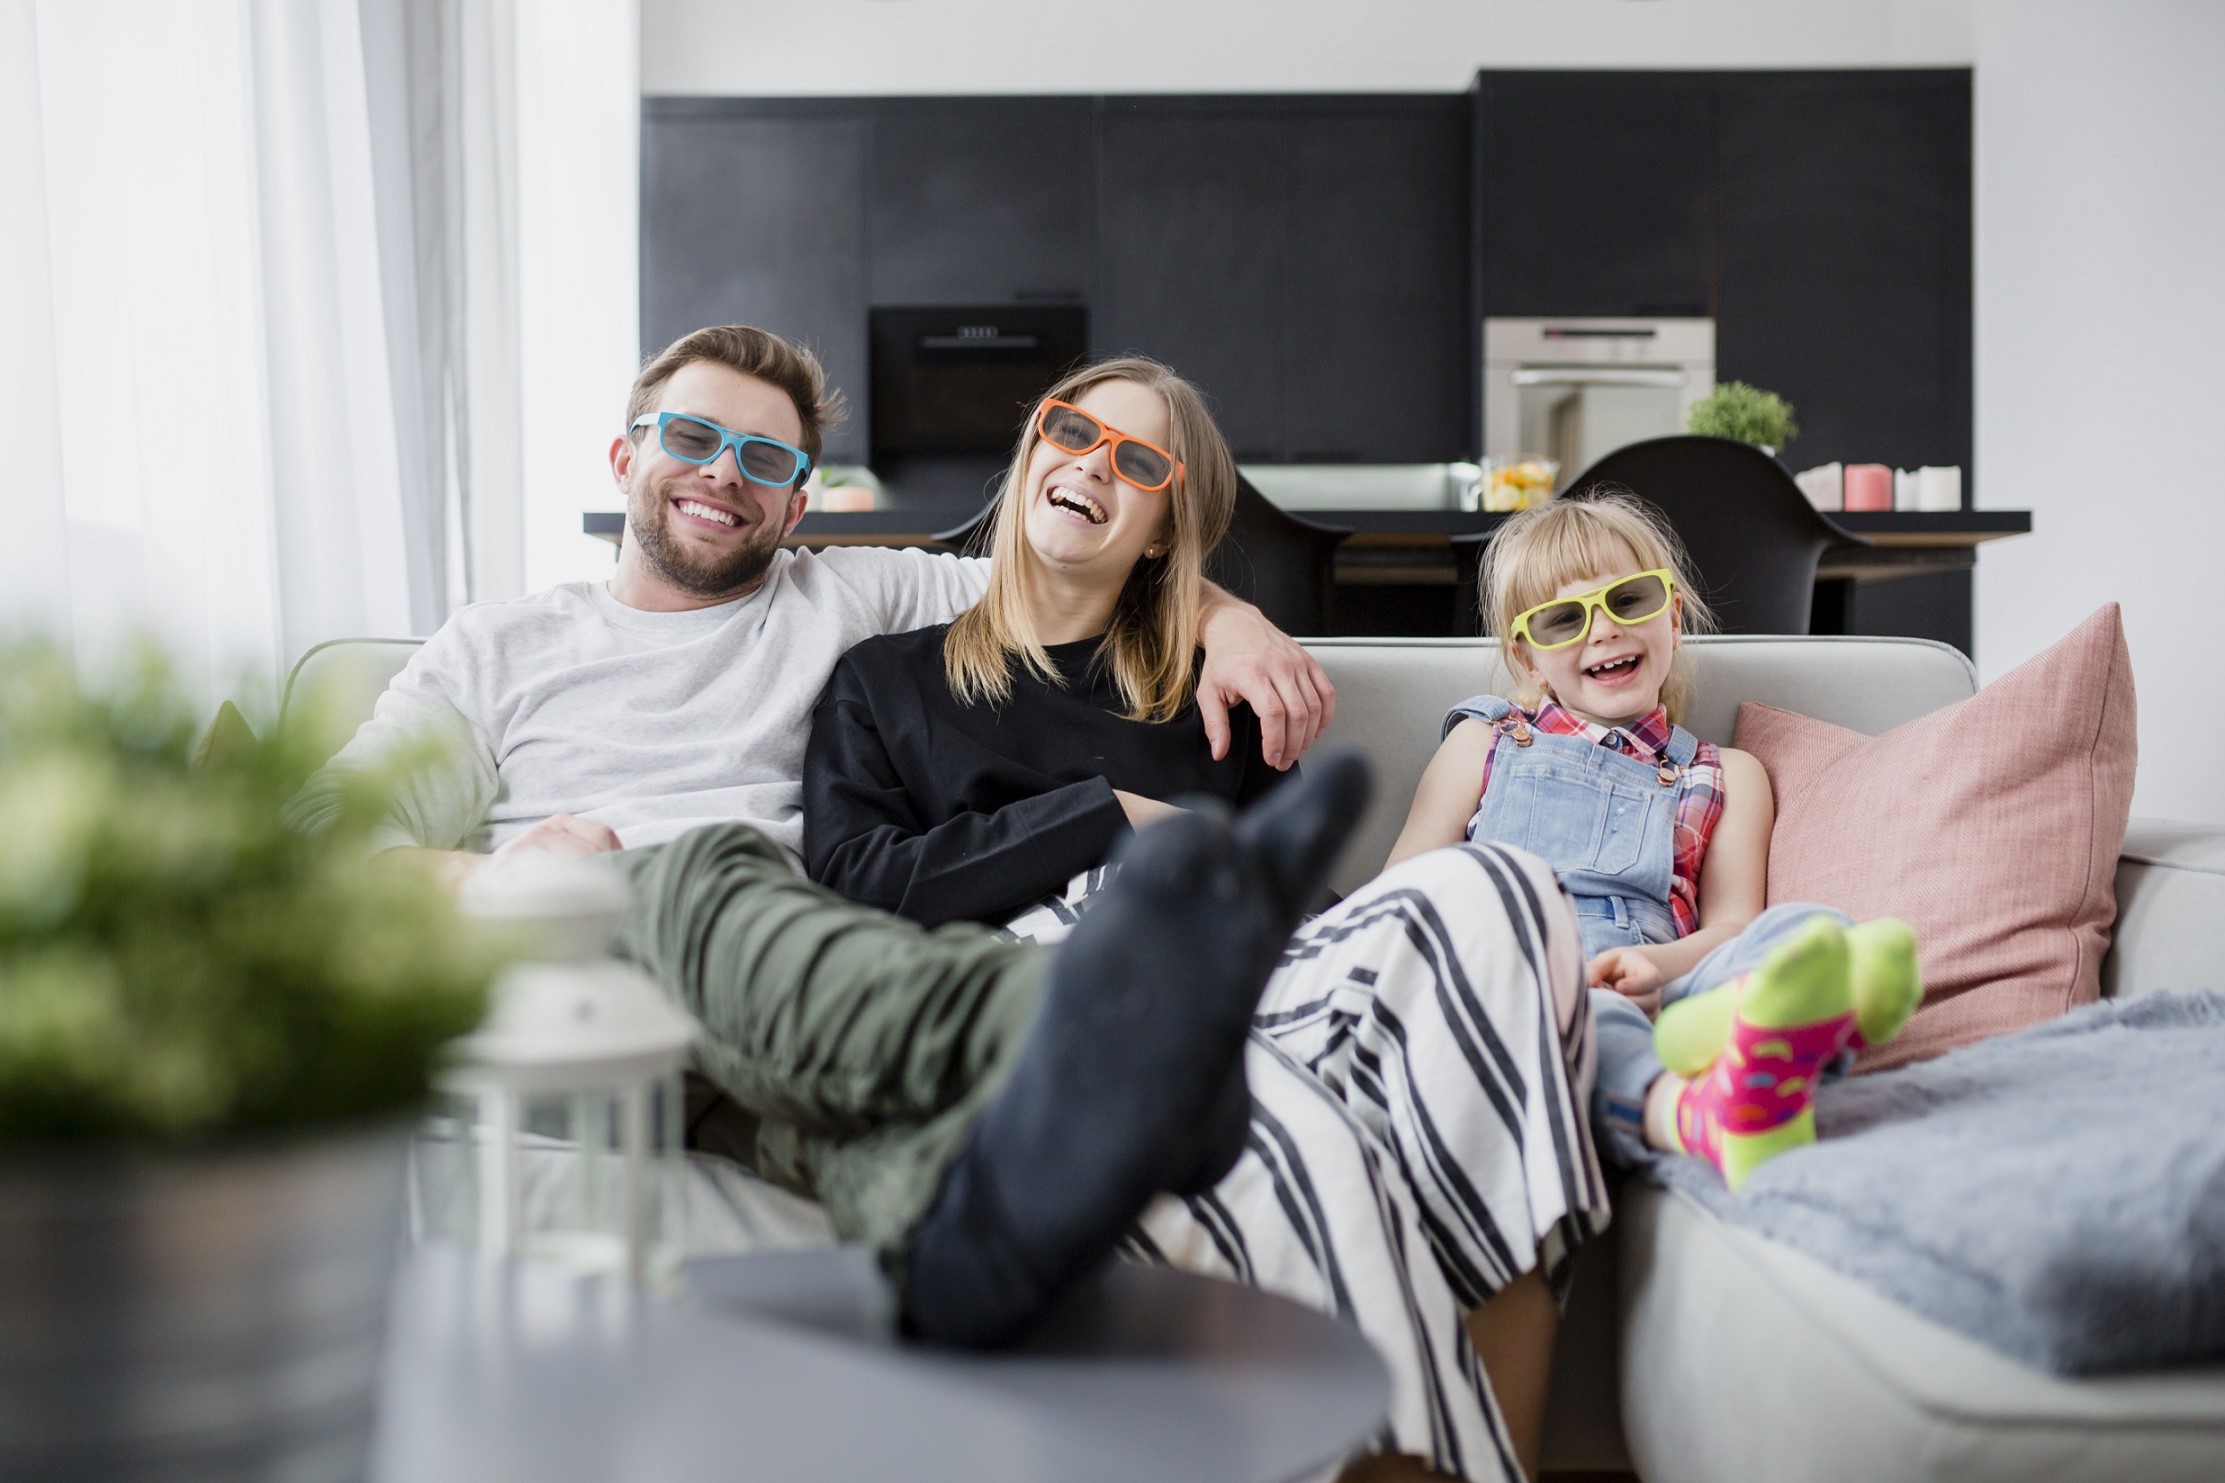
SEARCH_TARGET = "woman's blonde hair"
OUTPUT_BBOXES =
[943,357,1237,722]
[1480,486,1717,722]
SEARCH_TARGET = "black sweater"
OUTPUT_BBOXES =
[804,625,1284,927]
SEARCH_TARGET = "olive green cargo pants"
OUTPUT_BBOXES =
[608,823,1048,1261]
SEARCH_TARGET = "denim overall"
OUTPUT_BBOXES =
[1443,695,1846,1161]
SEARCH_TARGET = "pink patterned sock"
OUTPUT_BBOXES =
[1672,1011,1856,1175]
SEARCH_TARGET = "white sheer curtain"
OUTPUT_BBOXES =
[4,0,303,703]
[370,0,529,614]
[365,0,638,614]
[0,0,618,708]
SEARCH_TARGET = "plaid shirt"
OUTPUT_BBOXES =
[1474,701,1726,939]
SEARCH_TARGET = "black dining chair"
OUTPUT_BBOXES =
[933,474,1351,637]
[1453,436,1863,636]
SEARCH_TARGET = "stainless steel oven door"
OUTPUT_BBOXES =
[1482,318,1715,489]
[1510,367,1692,480]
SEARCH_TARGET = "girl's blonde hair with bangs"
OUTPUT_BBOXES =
[1481,486,1717,722]
[943,357,1237,722]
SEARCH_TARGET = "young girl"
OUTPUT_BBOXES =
[1387,490,1923,1189]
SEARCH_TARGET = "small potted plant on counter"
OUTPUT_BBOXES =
[0,643,498,1479]
[1688,380,1799,456]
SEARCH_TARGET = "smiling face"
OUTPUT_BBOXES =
[1018,379,1176,589]
[1514,554,1684,726]
[608,358,809,608]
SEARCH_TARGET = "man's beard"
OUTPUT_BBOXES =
[626,474,784,601]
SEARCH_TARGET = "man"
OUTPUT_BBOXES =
[303,325,1333,878]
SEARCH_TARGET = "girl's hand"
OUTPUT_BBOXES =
[1587,948,1668,1016]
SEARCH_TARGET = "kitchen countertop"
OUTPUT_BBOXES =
[582,508,2029,546]
[581,508,2031,585]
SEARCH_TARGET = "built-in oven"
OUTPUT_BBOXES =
[1482,318,1715,490]
[869,306,1088,459]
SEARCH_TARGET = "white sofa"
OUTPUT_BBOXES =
[296,632,2225,1480]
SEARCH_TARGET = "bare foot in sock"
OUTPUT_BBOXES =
[901,752,1373,1347]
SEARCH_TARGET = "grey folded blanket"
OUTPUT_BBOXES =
[1640,990,2225,1375]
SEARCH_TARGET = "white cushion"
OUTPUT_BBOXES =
[1618,1183,2225,1483]
[2107,819,2225,1003]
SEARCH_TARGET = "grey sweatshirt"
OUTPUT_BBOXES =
[295,546,989,866]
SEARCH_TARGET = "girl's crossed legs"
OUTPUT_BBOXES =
[1592,906,1922,1186]
[1591,903,1849,1163]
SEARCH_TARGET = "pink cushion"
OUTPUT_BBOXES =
[1733,606,2137,1071]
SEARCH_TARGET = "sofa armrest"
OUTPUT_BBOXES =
[2102,817,2225,1001]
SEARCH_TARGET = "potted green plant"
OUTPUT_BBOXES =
[1687,381,1799,455]
[0,643,497,1478]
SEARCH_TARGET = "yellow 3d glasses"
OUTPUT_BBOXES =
[1510,570,1676,650]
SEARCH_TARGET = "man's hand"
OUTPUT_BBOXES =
[1196,595,1335,769]
[1587,947,1669,1017]
[389,814,621,893]
[491,813,622,864]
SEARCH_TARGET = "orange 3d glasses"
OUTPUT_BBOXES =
[1035,400,1185,493]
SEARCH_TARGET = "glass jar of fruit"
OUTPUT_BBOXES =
[1475,455,1560,512]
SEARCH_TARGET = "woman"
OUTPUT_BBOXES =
[805,359,1277,928]
[804,359,1605,1483]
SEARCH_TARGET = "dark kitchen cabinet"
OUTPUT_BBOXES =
[644,94,1468,466]
[1095,105,1286,458]
[1282,106,1471,462]
[1096,98,1470,463]
[641,103,871,463]
[1475,71,1714,318]
[1714,70,1972,479]
[867,98,1095,308]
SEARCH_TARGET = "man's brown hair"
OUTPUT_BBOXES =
[624,326,849,481]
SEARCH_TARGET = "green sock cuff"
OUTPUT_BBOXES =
[1846,918,1922,1048]
[1738,917,1851,1029]
[1655,983,1738,1078]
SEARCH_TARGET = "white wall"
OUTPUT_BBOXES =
[1972,0,2225,823]
[642,0,1972,95]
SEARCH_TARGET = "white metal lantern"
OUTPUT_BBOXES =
[412,858,696,1287]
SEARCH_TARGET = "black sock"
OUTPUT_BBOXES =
[1173,750,1373,1199]
[1173,1060,1254,1198]
[899,752,1372,1347]
[1233,749,1373,927]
